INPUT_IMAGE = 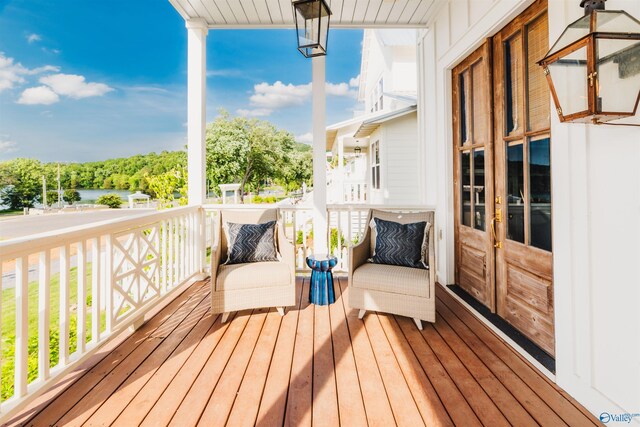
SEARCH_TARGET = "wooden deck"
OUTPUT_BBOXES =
[6,277,600,427]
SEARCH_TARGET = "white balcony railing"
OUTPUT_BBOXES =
[0,202,431,421]
[0,206,206,418]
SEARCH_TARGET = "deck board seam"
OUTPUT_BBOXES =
[436,289,598,426]
[335,277,369,427]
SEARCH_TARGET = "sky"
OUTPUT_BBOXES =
[0,0,364,162]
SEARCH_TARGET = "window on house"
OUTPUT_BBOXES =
[371,140,380,189]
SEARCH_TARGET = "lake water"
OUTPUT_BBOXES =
[1,189,134,209]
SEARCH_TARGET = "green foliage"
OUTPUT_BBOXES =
[63,189,81,204]
[0,158,44,209]
[330,228,345,253]
[205,111,309,201]
[145,168,186,208]
[46,190,60,206]
[96,193,123,208]
[252,195,276,204]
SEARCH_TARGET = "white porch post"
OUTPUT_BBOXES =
[338,137,345,203]
[186,19,207,206]
[312,56,328,253]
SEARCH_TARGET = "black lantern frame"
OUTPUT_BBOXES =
[538,3,640,124]
[293,0,332,58]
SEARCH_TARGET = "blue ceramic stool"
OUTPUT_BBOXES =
[306,254,338,305]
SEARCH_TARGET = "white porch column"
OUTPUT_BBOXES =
[186,19,208,206]
[312,56,328,253]
[337,137,345,203]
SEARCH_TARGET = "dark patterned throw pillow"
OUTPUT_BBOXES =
[224,221,279,264]
[370,218,427,269]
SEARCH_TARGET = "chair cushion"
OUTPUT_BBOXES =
[224,220,278,264]
[216,261,291,291]
[370,218,428,269]
[352,263,429,298]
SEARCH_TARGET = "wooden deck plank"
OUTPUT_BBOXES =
[2,281,208,427]
[225,308,284,427]
[26,281,210,426]
[255,278,304,427]
[197,308,270,426]
[338,279,397,427]
[421,322,512,427]
[435,298,562,426]
[284,279,314,427]
[160,308,253,427]
[436,286,600,426]
[312,302,340,427]
[7,279,602,427]
[377,313,454,427]
[138,311,239,426]
[396,315,483,427]
[363,312,425,427]
[330,277,367,427]
[113,311,224,426]
[83,297,213,426]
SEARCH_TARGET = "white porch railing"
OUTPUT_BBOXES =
[0,206,206,418]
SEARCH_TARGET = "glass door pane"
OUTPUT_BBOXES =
[461,151,471,227]
[506,143,525,243]
[529,137,552,251]
[474,149,486,231]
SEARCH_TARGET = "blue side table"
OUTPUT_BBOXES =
[306,254,338,305]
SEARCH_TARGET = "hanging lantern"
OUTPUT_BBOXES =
[354,146,362,156]
[538,0,640,124]
[293,0,332,58]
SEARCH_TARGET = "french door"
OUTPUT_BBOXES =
[453,0,555,356]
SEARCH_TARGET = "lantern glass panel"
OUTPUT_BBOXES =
[596,37,640,113]
[547,14,591,57]
[294,0,330,57]
[594,10,640,33]
[548,46,589,116]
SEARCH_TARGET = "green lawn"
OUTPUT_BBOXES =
[1,265,104,400]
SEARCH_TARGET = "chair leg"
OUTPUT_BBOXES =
[413,318,423,331]
[276,307,285,316]
[221,312,230,324]
[358,309,367,320]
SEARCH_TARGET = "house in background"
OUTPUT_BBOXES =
[326,29,426,205]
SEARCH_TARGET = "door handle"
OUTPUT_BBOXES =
[491,211,502,249]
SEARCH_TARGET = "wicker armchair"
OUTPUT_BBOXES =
[348,209,436,330]
[210,209,296,322]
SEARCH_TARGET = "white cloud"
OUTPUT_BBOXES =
[40,73,113,99]
[0,137,18,153]
[17,85,60,105]
[26,33,41,44]
[207,69,243,78]
[241,80,357,116]
[0,52,60,93]
[296,132,313,144]
[349,75,360,88]
[236,108,272,117]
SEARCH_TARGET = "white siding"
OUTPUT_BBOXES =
[418,0,640,420]
[384,113,420,204]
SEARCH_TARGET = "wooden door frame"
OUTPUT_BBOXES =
[452,40,496,312]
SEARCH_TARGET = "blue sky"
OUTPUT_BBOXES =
[0,0,363,162]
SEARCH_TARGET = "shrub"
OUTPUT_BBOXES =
[96,193,123,209]
[63,189,81,205]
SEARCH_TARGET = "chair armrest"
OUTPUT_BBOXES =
[210,215,223,285]
[278,219,296,277]
[349,210,372,283]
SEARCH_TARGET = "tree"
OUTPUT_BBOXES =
[145,168,186,208]
[63,189,81,205]
[205,111,297,202]
[0,158,44,209]
[96,193,123,209]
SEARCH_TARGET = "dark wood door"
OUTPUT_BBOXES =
[452,0,554,356]
[453,41,495,311]
[493,0,554,356]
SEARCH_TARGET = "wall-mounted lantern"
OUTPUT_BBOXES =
[538,0,640,124]
[293,0,332,58]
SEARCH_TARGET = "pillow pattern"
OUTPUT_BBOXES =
[369,218,428,269]
[224,220,279,264]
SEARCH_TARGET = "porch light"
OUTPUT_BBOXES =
[293,0,332,58]
[538,0,640,124]
[354,146,362,156]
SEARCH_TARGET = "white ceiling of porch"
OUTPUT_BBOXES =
[169,0,437,28]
